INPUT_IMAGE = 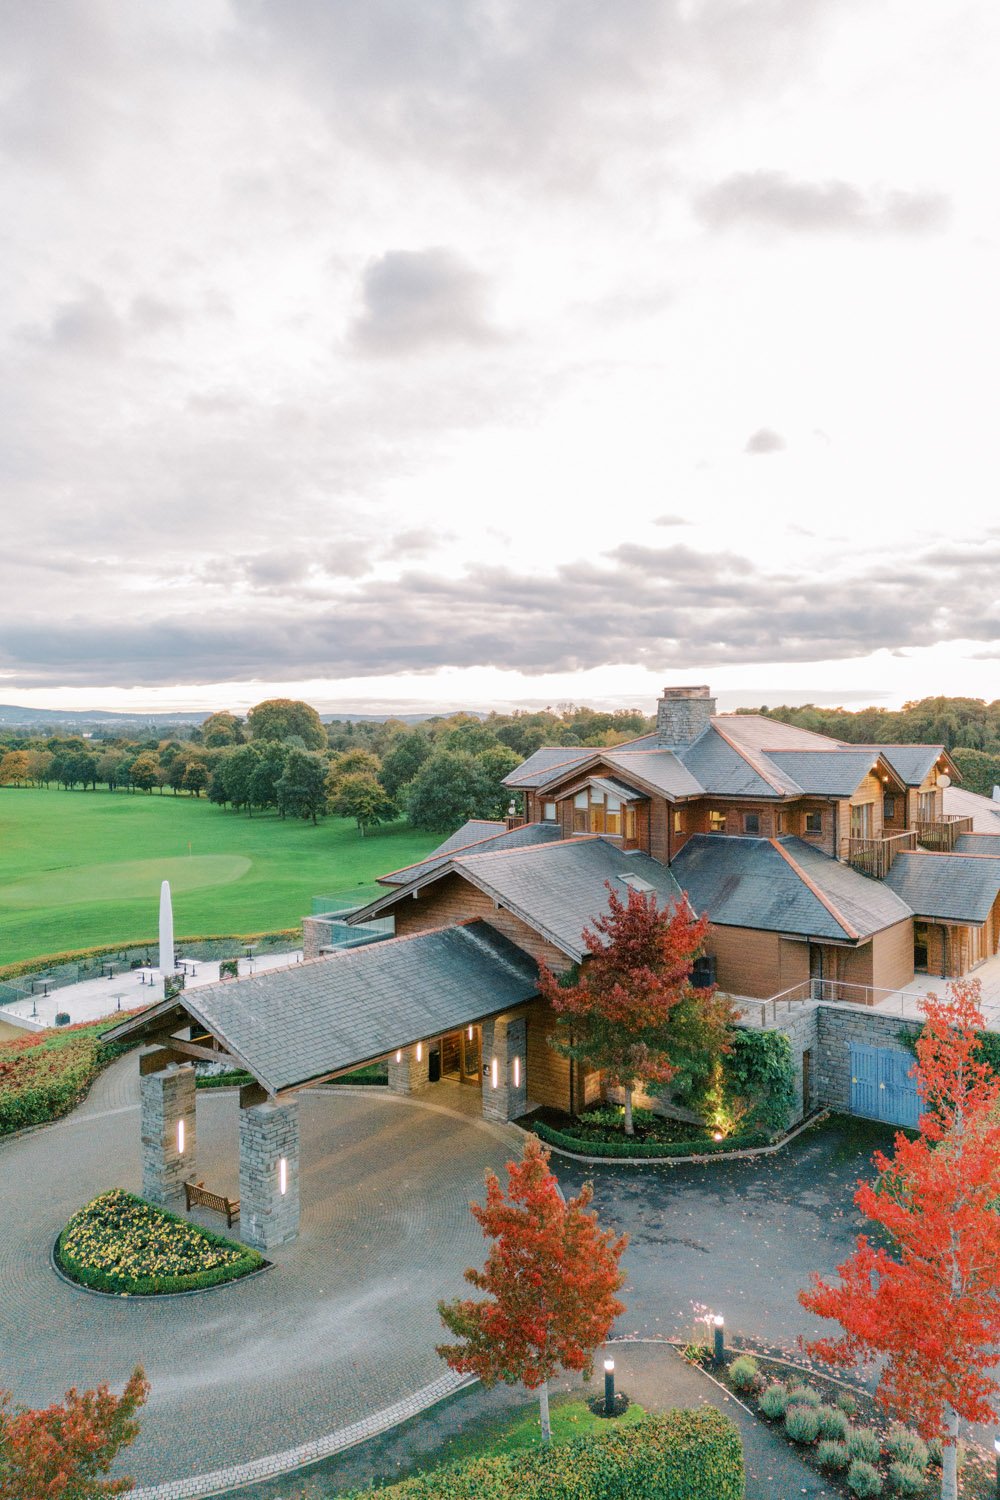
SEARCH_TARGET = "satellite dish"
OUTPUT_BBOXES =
[937,773,951,788]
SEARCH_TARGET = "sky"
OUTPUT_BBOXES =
[1,0,998,717]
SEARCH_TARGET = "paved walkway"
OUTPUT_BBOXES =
[0,1059,519,1489]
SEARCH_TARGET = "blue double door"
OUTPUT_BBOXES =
[850,1043,922,1129]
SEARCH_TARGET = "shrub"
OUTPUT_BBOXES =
[836,1390,860,1417]
[728,1354,759,1391]
[848,1459,882,1497]
[786,1384,821,1408]
[817,1439,850,1471]
[886,1425,928,1470]
[784,1404,820,1444]
[530,1119,768,1159]
[888,1462,925,1496]
[818,1405,849,1441]
[342,1409,744,1499]
[926,1436,964,1468]
[218,958,239,980]
[847,1428,882,1465]
[722,1027,798,1135]
[0,1019,135,1137]
[759,1383,788,1419]
[55,1012,71,1026]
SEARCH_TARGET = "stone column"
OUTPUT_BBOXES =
[239,1096,300,1251]
[141,1064,197,1208]
[481,1016,527,1122]
[387,1043,431,1095]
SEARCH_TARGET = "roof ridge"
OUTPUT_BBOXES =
[709,722,791,796]
[768,839,860,941]
[378,823,509,880]
[454,833,601,862]
[900,849,1000,862]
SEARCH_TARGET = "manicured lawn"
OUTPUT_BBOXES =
[426,1394,646,1470]
[0,789,440,965]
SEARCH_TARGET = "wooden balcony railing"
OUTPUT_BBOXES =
[848,829,918,879]
[915,815,974,852]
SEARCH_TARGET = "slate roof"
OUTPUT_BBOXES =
[671,835,911,941]
[847,744,945,786]
[944,786,1000,834]
[602,749,704,798]
[764,750,885,797]
[354,837,685,961]
[884,852,1000,924]
[954,834,1000,856]
[677,726,782,798]
[378,820,562,886]
[102,923,539,1096]
[502,746,600,789]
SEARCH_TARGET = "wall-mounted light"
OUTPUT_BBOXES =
[177,1119,185,1153]
[395,1050,402,1063]
[467,1026,473,1040]
[491,1058,499,1088]
[513,1056,521,1088]
[416,1042,423,1062]
[279,1157,287,1195]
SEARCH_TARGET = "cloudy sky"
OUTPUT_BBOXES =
[2,0,998,715]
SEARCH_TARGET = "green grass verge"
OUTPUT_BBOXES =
[0,789,440,965]
[428,1395,645,1470]
[340,1408,744,1499]
[56,1188,264,1295]
[531,1117,769,1159]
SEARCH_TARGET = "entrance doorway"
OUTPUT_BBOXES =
[441,1026,482,1086]
[914,923,929,972]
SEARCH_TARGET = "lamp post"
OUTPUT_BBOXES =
[603,1358,615,1415]
[713,1314,725,1366]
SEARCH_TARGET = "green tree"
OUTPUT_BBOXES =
[379,729,432,799]
[249,745,287,812]
[182,762,209,797]
[325,749,382,802]
[475,744,522,819]
[276,749,327,824]
[405,750,487,832]
[247,698,326,750]
[202,710,245,748]
[96,750,123,792]
[330,772,396,835]
[129,752,160,793]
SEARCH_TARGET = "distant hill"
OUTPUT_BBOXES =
[0,704,207,728]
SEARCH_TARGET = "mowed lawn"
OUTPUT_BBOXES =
[0,790,441,966]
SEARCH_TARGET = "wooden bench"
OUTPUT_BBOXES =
[184,1180,240,1228]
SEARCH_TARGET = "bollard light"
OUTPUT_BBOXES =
[603,1357,615,1415]
[713,1315,725,1366]
[177,1119,185,1154]
[279,1157,287,1195]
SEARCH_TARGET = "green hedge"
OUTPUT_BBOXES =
[531,1118,768,1159]
[344,1409,743,1499]
[0,1021,134,1137]
[195,1064,388,1090]
[0,928,301,983]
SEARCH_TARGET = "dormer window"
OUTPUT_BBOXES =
[570,782,631,835]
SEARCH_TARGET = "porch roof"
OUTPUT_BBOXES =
[883,852,1000,925]
[101,922,539,1097]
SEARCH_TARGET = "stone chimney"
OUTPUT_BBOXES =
[655,685,716,747]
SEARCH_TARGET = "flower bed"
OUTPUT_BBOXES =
[0,1018,138,1137]
[530,1105,768,1159]
[56,1189,264,1295]
[707,1347,996,1498]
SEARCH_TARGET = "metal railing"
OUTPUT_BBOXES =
[914,815,974,852]
[848,829,917,879]
[739,977,920,1028]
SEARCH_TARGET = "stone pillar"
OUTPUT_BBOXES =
[387,1043,431,1094]
[481,1016,527,1122]
[239,1096,300,1251]
[141,1064,197,1208]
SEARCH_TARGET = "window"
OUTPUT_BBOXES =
[743,812,760,834]
[543,801,557,821]
[673,809,683,834]
[571,786,629,836]
[918,791,935,821]
[850,802,873,840]
[805,811,823,834]
[883,796,896,820]
[708,810,726,833]
[625,806,638,841]
[776,811,786,834]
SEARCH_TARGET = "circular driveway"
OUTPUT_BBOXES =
[0,1061,518,1488]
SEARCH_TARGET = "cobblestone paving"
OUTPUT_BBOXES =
[0,1061,518,1489]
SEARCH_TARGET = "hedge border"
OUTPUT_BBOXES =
[0,929,301,983]
[54,1191,267,1297]
[50,1237,273,1300]
[528,1109,827,1165]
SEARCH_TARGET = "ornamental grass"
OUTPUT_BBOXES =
[57,1189,263,1295]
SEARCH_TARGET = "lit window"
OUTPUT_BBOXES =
[708,810,726,833]
[743,813,760,834]
[543,801,557,821]
[625,806,638,841]
[805,811,822,834]
[673,809,682,834]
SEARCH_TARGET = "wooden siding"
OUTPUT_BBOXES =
[527,999,601,1112]
[391,873,570,972]
[705,925,782,998]
[870,919,915,991]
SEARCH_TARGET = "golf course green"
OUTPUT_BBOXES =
[0,790,441,967]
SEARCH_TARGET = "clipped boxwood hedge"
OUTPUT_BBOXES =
[0,1019,135,1137]
[343,1410,743,1499]
[531,1118,769,1159]
[56,1188,264,1295]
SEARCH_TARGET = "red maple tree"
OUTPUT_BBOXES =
[436,1135,627,1442]
[799,979,1000,1500]
[0,1366,149,1499]
[538,882,731,1133]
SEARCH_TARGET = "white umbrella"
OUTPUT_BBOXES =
[158,880,174,975]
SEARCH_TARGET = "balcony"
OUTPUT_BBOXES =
[915,814,974,852]
[848,829,917,879]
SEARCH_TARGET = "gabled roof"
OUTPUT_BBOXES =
[502,746,594,789]
[102,923,539,1096]
[677,725,784,798]
[352,837,685,962]
[602,748,704,798]
[712,714,840,752]
[884,851,1000,924]
[944,785,1000,834]
[670,835,911,942]
[764,750,892,797]
[954,833,1000,856]
[378,820,562,886]
[846,744,949,787]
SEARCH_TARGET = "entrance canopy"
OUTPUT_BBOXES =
[103,921,539,1098]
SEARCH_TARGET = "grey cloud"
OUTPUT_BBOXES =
[745,427,786,454]
[24,286,124,357]
[654,514,689,527]
[2,540,998,688]
[350,248,497,355]
[382,528,443,559]
[696,171,949,235]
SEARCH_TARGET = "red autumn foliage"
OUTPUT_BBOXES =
[0,1366,149,1498]
[436,1136,627,1440]
[537,882,732,1131]
[800,979,1000,1499]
